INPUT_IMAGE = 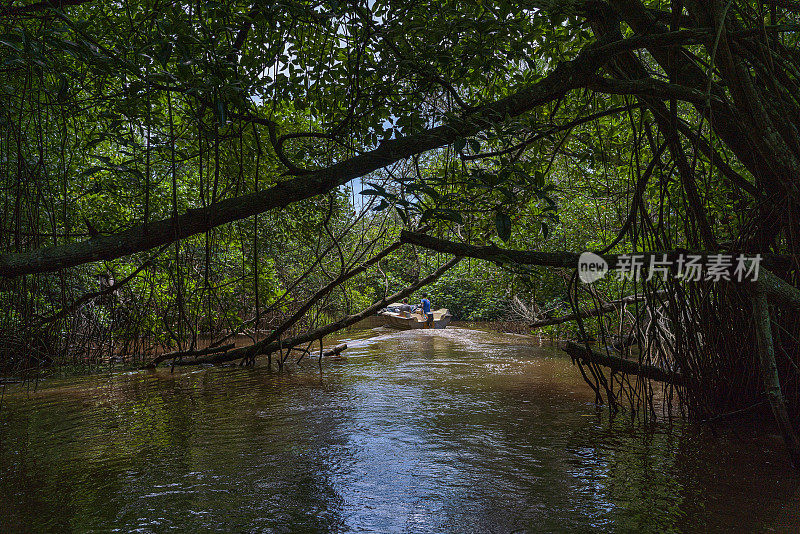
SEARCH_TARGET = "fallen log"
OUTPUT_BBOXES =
[323,343,347,358]
[142,343,237,369]
[289,343,346,357]
[561,341,683,386]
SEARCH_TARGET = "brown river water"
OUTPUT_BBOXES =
[1,327,799,532]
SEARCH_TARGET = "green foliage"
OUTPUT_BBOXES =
[425,274,508,321]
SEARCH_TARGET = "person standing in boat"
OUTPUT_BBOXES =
[420,293,434,328]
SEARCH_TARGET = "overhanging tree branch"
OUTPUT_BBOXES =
[399,231,797,270]
[0,41,625,279]
[0,24,761,280]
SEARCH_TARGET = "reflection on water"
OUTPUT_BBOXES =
[1,327,798,532]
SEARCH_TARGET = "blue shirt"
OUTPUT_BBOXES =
[421,298,431,314]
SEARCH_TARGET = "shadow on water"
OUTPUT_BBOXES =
[1,327,798,532]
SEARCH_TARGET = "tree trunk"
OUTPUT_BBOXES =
[751,287,800,468]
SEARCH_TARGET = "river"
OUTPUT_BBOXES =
[1,327,798,532]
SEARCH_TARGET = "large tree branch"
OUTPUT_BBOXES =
[0,42,621,279]
[399,231,797,270]
[586,76,730,112]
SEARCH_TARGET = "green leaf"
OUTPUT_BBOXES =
[364,182,387,195]
[495,211,511,242]
[56,75,68,101]
[454,137,466,152]
[534,170,545,188]
[81,166,105,177]
[407,182,440,200]
[215,99,226,124]
[395,206,408,225]
[436,209,463,224]
[156,41,172,68]
[373,199,390,211]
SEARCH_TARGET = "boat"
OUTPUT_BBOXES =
[377,303,453,330]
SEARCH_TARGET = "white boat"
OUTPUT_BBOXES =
[377,304,452,330]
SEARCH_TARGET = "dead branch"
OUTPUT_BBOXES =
[562,341,684,385]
